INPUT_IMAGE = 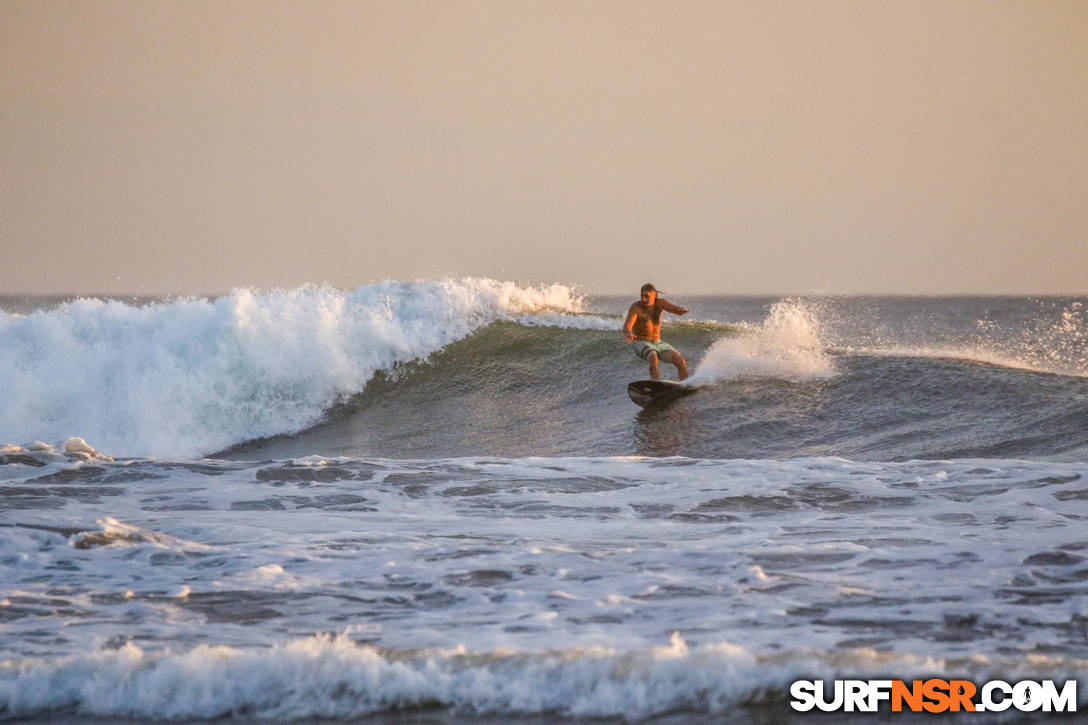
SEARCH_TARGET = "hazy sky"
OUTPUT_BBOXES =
[2,1,1086,295]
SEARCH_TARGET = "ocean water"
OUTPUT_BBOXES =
[1,279,1086,723]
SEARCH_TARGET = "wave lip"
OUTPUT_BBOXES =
[0,279,586,459]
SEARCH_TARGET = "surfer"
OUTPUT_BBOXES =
[623,283,689,380]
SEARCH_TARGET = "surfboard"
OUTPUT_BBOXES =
[627,379,696,407]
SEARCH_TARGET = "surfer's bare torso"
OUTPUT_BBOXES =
[625,301,667,342]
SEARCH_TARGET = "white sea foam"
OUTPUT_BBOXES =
[3,633,1082,721]
[0,279,591,458]
[0,437,112,463]
[688,299,836,385]
[3,452,1085,654]
[2,451,1087,718]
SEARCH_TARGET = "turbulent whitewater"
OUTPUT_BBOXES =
[2,281,1086,722]
[0,279,600,458]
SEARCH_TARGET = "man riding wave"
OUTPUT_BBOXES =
[623,283,689,380]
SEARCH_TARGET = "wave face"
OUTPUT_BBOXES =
[0,279,595,458]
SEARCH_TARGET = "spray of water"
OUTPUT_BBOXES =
[688,299,836,385]
[858,300,1088,379]
[984,300,1088,377]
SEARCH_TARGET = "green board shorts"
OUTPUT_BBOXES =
[632,340,678,362]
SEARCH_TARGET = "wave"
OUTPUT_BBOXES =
[1,633,1082,721]
[0,279,593,459]
[4,288,1086,462]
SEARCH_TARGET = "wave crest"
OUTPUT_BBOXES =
[0,279,585,458]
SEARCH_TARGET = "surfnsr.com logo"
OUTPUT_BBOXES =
[790,679,1078,713]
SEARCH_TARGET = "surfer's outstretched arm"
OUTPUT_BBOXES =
[658,298,689,316]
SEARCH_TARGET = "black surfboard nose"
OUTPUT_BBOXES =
[627,379,695,407]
